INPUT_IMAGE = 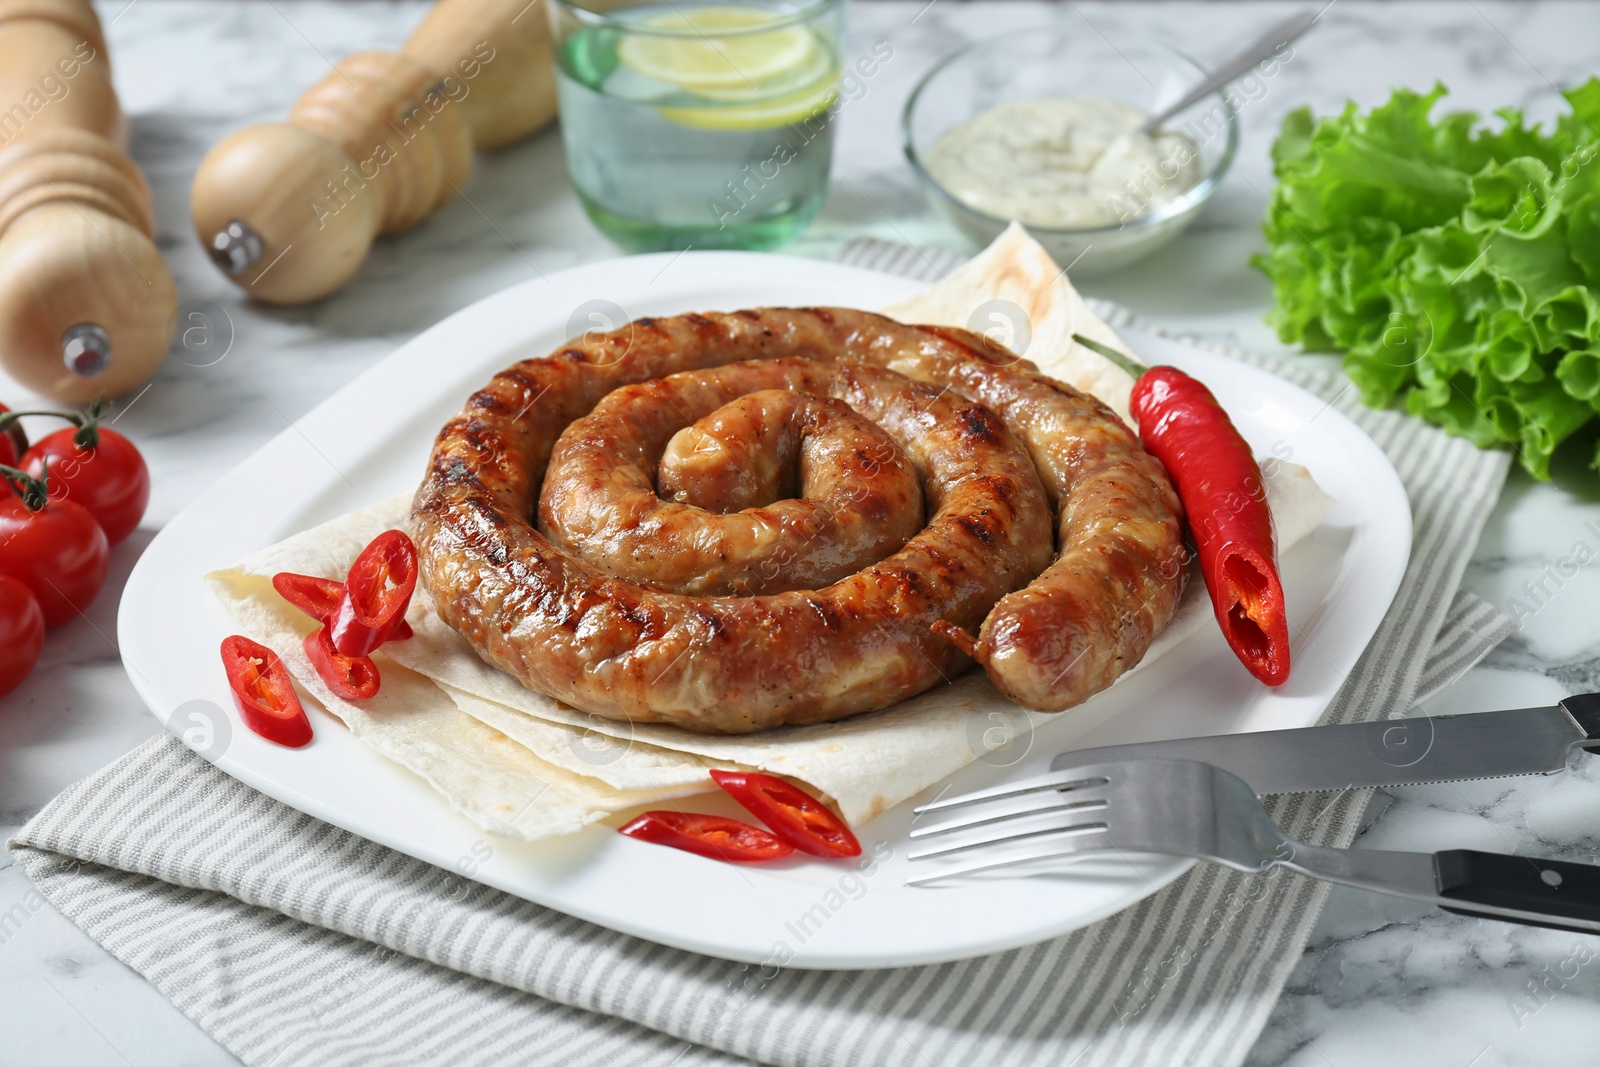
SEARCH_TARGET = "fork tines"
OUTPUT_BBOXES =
[908,770,1114,874]
[913,769,1112,817]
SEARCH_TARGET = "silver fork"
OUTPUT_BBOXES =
[909,758,1600,934]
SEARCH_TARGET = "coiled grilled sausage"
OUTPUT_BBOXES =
[412,308,1184,731]
[541,367,925,597]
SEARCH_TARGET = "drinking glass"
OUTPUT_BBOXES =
[550,0,845,251]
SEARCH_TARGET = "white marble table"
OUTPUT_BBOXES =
[2,2,1598,1064]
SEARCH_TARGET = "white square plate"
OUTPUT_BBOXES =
[119,253,1410,968]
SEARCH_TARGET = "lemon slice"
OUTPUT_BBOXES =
[691,35,834,101]
[658,77,837,130]
[618,6,816,91]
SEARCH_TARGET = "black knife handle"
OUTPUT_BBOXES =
[1561,693,1600,747]
[1435,850,1600,934]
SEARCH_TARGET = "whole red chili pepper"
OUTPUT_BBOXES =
[220,635,312,747]
[710,770,861,857]
[619,810,794,863]
[330,531,419,657]
[1074,335,1290,686]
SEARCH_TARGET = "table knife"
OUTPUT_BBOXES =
[1042,693,1600,795]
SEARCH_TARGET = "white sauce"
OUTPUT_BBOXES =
[924,97,1204,229]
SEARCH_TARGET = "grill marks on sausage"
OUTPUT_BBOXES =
[413,307,1183,731]
[548,368,929,597]
[956,404,1004,446]
[955,510,997,546]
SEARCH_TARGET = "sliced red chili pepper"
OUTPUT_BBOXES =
[303,626,381,700]
[274,570,414,643]
[330,531,419,657]
[710,770,861,857]
[273,572,343,622]
[220,635,312,748]
[619,810,794,863]
[1075,335,1291,686]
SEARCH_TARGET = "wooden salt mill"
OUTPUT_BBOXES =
[0,0,176,403]
[191,0,557,306]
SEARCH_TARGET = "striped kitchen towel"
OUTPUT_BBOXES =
[9,241,1513,1067]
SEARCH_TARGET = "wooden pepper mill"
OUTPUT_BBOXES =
[191,0,557,306]
[0,0,176,403]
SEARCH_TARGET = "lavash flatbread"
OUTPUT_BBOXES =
[885,222,1144,426]
[207,228,1337,839]
[208,565,692,838]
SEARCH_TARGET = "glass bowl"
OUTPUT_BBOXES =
[902,25,1239,277]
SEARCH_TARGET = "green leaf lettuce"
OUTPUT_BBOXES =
[1253,80,1600,479]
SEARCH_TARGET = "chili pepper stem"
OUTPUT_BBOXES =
[1072,333,1151,380]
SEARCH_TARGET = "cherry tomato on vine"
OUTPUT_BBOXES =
[6,399,149,545]
[0,403,26,470]
[0,574,45,697]
[0,463,109,628]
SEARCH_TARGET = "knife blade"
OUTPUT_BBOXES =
[1048,693,1600,795]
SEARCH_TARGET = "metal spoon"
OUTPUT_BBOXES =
[1138,7,1323,134]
